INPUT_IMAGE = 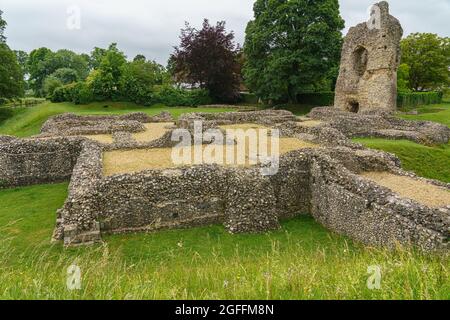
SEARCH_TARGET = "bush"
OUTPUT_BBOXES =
[240,92,259,104]
[152,86,211,107]
[49,81,211,107]
[296,92,335,106]
[50,82,94,105]
[72,82,94,105]
[397,91,443,109]
[50,83,78,103]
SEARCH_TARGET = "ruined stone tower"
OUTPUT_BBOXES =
[334,1,403,113]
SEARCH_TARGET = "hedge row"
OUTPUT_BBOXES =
[296,92,335,106]
[0,97,46,107]
[240,92,259,104]
[250,91,442,109]
[51,83,212,107]
[397,91,443,108]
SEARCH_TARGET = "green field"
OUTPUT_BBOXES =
[0,101,235,137]
[0,101,448,300]
[0,183,448,300]
[355,101,450,183]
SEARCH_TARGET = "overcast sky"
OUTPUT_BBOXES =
[1,0,449,64]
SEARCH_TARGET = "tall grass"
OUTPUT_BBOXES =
[0,184,448,300]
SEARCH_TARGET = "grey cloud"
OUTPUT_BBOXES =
[1,0,449,65]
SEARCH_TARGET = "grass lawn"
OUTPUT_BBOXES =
[0,100,449,299]
[354,101,450,183]
[0,101,235,137]
[0,183,448,300]
[354,139,450,183]
[399,101,450,128]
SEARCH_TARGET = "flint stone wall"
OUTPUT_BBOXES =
[310,153,449,251]
[307,107,450,145]
[0,137,83,188]
[39,112,174,137]
[0,110,448,251]
[55,141,449,251]
[178,110,297,129]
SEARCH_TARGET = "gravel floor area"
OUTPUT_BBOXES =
[132,122,173,143]
[82,134,114,144]
[361,171,450,208]
[103,138,318,176]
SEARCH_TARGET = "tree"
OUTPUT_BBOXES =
[51,68,79,84]
[0,43,24,98]
[14,50,29,75]
[133,54,146,62]
[43,76,63,97]
[397,63,411,93]
[120,59,168,104]
[28,48,89,96]
[170,19,241,103]
[90,43,127,100]
[0,10,6,43]
[400,33,449,91]
[243,0,344,103]
[0,11,23,99]
[89,47,107,70]
[53,49,89,80]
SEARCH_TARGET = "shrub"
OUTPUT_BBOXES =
[296,92,335,106]
[72,82,94,105]
[397,91,443,109]
[152,85,211,107]
[50,83,78,103]
[240,92,258,104]
[43,76,63,98]
[50,82,94,105]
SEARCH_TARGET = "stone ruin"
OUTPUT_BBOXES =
[0,109,449,252]
[335,1,403,113]
[0,2,448,252]
[306,1,450,146]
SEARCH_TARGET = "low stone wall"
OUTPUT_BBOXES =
[0,137,83,188]
[307,107,450,145]
[54,150,312,245]
[178,109,298,129]
[39,112,174,137]
[0,109,448,251]
[310,153,449,251]
[53,144,449,251]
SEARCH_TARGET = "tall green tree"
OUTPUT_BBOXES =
[0,44,24,98]
[89,47,107,70]
[120,59,167,104]
[0,11,23,99]
[28,48,89,96]
[0,10,6,43]
[400,33,449,91]
[243,0,344,103]
[14,50,29,75]
[397,63,411,93]
[90,43,126,100]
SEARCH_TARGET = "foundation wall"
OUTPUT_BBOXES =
[0,137,83,188]
[309,154,448,251]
